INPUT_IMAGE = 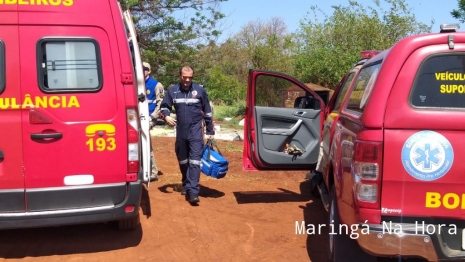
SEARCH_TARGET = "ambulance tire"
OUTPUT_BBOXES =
[328,185,376,262]
[118,212,140,230]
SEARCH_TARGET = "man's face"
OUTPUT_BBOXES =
[143,67,150,78]
[180,69,193,89]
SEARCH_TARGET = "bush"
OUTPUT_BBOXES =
[205,66,246,106]
[214,101,245,120]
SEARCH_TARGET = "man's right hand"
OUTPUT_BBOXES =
[149,116,156,129]
[165,116,177,127]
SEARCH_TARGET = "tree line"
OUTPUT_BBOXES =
[120,0,451,106]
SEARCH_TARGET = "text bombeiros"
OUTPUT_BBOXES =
[295,221,458,239]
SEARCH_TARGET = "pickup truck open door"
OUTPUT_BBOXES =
[243,70,325,171]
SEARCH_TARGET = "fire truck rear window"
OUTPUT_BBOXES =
[411,54,465,108]
[38,39,102,91]
[0,40,4,93]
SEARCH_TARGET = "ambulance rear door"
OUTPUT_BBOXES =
[0,10,26,212]
[19,25,128,212]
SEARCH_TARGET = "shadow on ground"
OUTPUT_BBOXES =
[140,185,152,218]
[0,222,142,258]
[158,183,225,198]
[298,181,427,262]
[232,179,329,261]
[232,179,426,262]
[232,179,313,204]
[300,188,329,262]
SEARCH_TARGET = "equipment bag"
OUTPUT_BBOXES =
[201,139,229,179]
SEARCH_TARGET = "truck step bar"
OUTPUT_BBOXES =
[307,171,330,212]
[317,183,330,212]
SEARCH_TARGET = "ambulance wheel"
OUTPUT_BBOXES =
[118,212,140,230]
[328,185,376,262]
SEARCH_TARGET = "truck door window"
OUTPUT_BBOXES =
[411,54,465,109]
[345,63,382,114]
[37,39,102,91]
[333,72,355,112]
[0,40,4,93]
[255,75,320,110]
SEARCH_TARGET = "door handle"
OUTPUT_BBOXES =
[31,133,63,140]
[0,149,3,160]
[293,111,306,117]
[138,93,146,103]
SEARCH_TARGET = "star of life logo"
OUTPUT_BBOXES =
[401,131,454,181]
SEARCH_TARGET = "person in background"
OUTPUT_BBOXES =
[159,65,214,204]
[143,61,164,181]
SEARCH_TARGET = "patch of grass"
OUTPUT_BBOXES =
[246,176,261,182]
[217,118,243,130]
[223,144,243,152]
[153,147,163,151]
[158,172,183,184]
[153,132,172,137]
[214,105,233,120]
[214,101,245,120]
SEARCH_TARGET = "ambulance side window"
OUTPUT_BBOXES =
[333,72,355,112]
[0,40,4,93]
[345,63,381,114]
[37,39,102,91]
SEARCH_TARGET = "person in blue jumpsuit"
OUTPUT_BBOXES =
[160,65,214,204]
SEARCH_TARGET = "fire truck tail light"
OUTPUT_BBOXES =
[355,183,378,203]
[354,162,379,180]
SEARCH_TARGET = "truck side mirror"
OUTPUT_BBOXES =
[294,96,318,109]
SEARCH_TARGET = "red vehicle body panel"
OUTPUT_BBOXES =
[244,25,465,260]
[0,0,142,228]
[380,42,465,219]
[0,25,25,212]
[20,25,126,189]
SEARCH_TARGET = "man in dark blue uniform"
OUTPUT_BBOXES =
[160,65,214,204]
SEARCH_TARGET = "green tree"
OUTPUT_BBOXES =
[202,18,295,105]
[119,0,227,86]
[234,17,295,74]
[451,0,465,22]
[199,39,247,105]
[293,0,432,88]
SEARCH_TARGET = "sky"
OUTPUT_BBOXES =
[216,0,463,42]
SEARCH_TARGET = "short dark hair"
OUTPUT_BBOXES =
[179,65,194,75]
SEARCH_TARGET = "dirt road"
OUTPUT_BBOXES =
[0,137,425,262]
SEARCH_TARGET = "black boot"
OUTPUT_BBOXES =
[311,171,323,185]
[307,171,323,197]
[187,194,199,204]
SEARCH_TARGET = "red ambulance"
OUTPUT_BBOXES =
[0,0,152,230]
